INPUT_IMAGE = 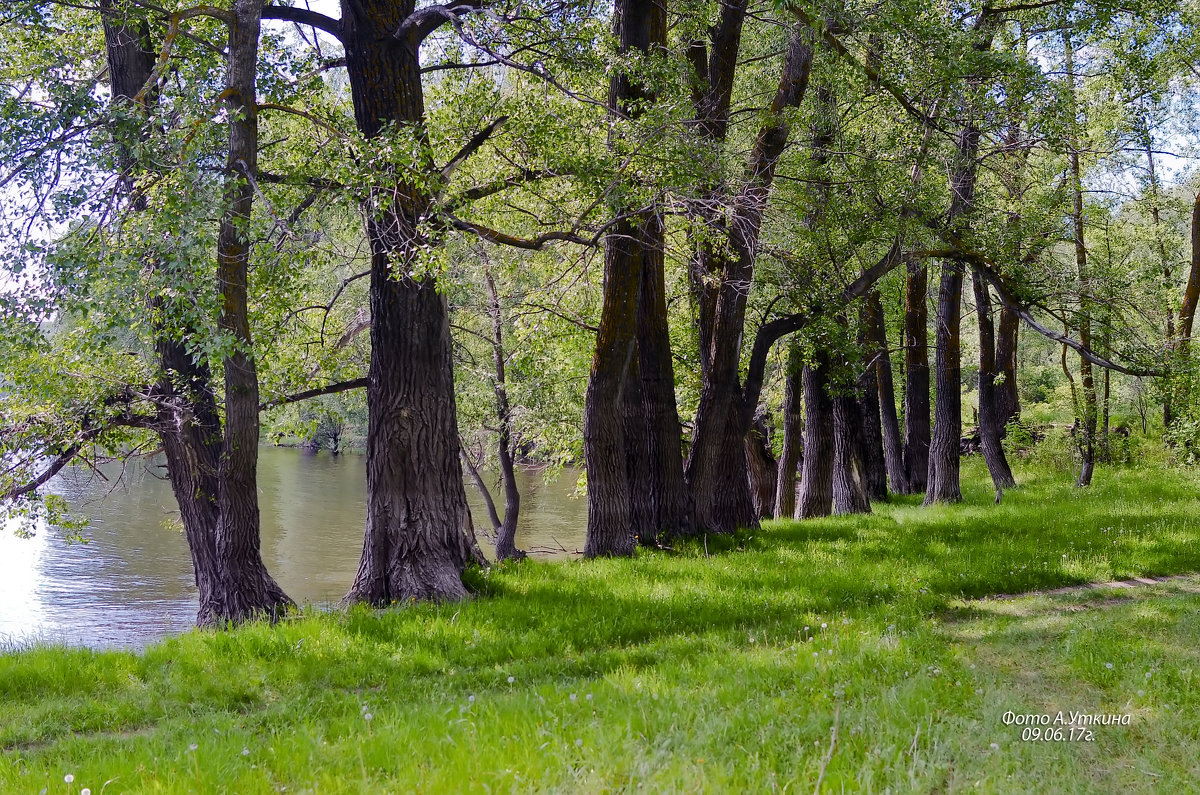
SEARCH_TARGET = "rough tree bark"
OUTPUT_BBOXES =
[924,254,965,505]
[797,358,834,518]
[924,64,990,505]
[971,270,1017,495]
[686,27,813,533]
[342,0,476,601]
[211,0,293,622]
[622,351,657,544]
[103,0,290,625]
[995,307,1021,428]
[857,306,888,501]
[583,0,671,556]
[902,254,930,493]
[773,341,804,518]
[484,271,525,561]
[833,389,871,515]
[866,290,908,493]
[745,413,778,519]
[635,210,693,544]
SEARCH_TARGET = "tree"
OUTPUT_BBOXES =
[1,0,298,624]
[684,19,814,533]
[582,0,670,557]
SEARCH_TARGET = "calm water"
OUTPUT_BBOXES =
[0,447,587,649]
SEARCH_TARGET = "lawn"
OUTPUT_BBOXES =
[3,457,1200,793]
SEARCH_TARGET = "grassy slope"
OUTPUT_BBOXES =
[2,458,1200,793]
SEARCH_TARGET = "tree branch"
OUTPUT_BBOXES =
[741,239,904,417]
[260,378,369,411]
[787,5,933,127]
[257,102,344,138]
[448,217,598,250]
[262,3,343,39]
[1,440,89,503]
[440,116,509,183]
[967,258,1163,377]
[393,0,486,49]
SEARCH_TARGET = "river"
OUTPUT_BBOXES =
[0,447,587,650]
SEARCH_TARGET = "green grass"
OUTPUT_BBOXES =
[3,458,1200,793]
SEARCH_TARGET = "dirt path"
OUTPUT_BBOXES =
[984,573,1200,602]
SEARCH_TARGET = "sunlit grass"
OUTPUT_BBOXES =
[2,458,1199,792]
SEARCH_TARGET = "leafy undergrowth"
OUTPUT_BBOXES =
[3,459,1200,792]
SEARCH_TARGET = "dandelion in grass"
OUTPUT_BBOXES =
[575,739,583,747]
[1105,662,1114,670]
[586,693,593,701]
[363,712,373,722]
[64,774,75,784]
[81,789,90,795]
[242,748,250,756]
[189,743,198,751]
[507,676,515,684]
[821,622,827,630]
[468,694,476,703]
[570,693,577,701]
[989,742,999,751]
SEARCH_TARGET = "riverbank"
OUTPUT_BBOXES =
[4,459,1200,792]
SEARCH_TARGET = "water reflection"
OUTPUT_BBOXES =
[0,447,586,649]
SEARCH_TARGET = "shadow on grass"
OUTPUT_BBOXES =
[2,459,1199,753]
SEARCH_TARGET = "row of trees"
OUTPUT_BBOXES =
[1,0,1198,625]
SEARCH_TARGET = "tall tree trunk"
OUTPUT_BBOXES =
[635,211,694,543]
[461,446,502,532]
[858,306,888,501]
[212,0,292,621]
[583,219,641,557]
[622,349,657,544]
[902,255,930,492]
[774,341,804,518]
[484,272,524,561]
[866,291,908,493]
[1063,22,1097,488]
[924,14,995,505]
[745,413,778,519]
[104,0,289,625]
[995,42,1028,435]
[342,0,475,601]
[102,1,219,624]
[156,340,225,625]
[833,390,871,515]
[686,29,812,533]
[1169,190,1200,423]
[924,257,964,505]
[924,102,986,506]
[995,307,1021,429]
[796,358,834,518]
[1182,191,1200,344]
[1140,129,1175,427]
[583,0,668,556]
[971,270,1016,494]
